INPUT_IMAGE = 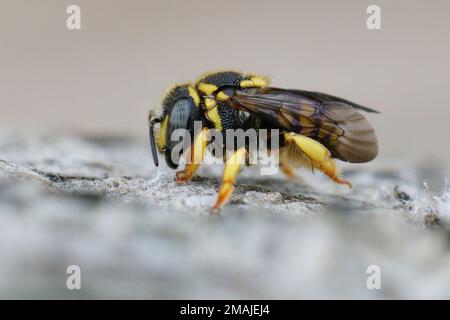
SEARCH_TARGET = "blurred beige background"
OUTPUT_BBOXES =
[1,0,449,162]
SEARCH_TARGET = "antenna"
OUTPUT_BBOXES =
[149,117,161,166]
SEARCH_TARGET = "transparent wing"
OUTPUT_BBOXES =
[231,88,378,163]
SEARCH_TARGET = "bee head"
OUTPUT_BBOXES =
[149,85,203,169]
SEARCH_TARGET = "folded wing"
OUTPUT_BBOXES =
[231,88,379,163]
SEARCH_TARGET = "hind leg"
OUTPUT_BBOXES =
[279,162,304,184]
[283,132,351,187]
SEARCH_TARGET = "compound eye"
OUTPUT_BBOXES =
[165,98,194,168]
[168,98,191,132]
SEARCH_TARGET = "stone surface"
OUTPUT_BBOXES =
[0,133,449,299]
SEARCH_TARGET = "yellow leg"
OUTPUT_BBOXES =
[284,133,351,187]
[175,128,208,183]
[211,148,247,214]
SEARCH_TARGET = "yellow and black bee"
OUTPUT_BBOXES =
[149,71,378,213]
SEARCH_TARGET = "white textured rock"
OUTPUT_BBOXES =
[0,133,449,299]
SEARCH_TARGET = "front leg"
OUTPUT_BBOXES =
[175,128,208,183]
[283,132,351,187]
[175,163,201,183]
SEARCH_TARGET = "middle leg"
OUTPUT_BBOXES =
[211,147,247,214]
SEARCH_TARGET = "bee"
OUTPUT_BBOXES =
[149,71,379,213]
